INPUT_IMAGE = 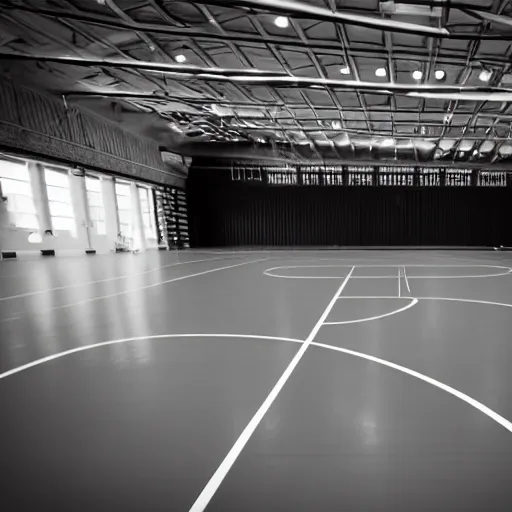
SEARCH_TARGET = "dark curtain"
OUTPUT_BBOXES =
[188,183,511,247]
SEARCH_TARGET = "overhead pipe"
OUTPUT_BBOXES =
[0,51,287,77]
[4,3,512,40]
[462,9,512,29]
[408,91,512,101]
[4,51,512,96]
[60,92,512,120]
[4,1,446,37]
[195,0,448,36]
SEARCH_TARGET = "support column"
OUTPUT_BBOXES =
[101,175,119,246]
[69,168,92,249]
[130,182,147,252]
[28,162,52,233]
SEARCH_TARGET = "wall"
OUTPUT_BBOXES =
[0,159,162,256]
[0,77,185,187]
[188,182,512,247]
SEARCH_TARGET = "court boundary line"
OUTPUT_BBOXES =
[0,258,268,322]
[0,254,240,302]
[188,266,355,512]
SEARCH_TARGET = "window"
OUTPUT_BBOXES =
[348,166,373,186]
[44,168,76,233]
[85,176,106,234]
[115,181,132,238]
[418,169,440,186]
[138,186,157,239]
[0,158,39,229]
[267,166,298,185]
[446,169,472,187]
[478,171,507,187]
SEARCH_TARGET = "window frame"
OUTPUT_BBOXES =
[115,180,133,238]
[44,167,76,234]
[0,157,39,230]
[85,174,106,235]
[138,185,157,240]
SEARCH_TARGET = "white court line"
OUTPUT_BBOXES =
[0,333,301,380]
[337,296,414,299]
[398,267,401,297]
[403,267,411,293]
[1,330,510,437]
[337,295,512,310]
[309,341,512,433]
[264,264,512,280]
[268,266,510,270]
[323,298,418,325]
[0,255,237,302]
[418,297,512,309]
[188,266,355,512]
[1,258,268,322]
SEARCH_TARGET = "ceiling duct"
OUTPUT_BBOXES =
[379,1,442,17]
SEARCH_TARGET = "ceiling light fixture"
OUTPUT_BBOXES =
[479,69,492,82]
[28,232,42,244]
[332,120,342,130]
[175,54,187,63]
[435,69,446,80]
[340,65,350,75]
[274,16,289,28]
[412,70,423,80]
[375,67,387,77]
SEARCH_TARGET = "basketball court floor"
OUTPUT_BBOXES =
[1,249,512,511]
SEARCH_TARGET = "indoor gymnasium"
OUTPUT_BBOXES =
[1,1,512,511]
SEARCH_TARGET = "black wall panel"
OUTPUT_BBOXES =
[188,183,512,247]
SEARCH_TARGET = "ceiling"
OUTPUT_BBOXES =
[2,0,512,166]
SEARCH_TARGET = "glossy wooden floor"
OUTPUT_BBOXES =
[1,249,512,511]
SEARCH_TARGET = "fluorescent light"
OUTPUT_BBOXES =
[435,69,445,80]
[332,120,342,130]
[412,70,423,80]
[175,54,187,63]
[274,16,289,28]
[381,138,394,147]
[479,70,492,82]
[375,67,387,77]
[340,65,350,75]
